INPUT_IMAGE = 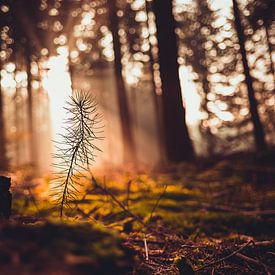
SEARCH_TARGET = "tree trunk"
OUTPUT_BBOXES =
[145,1,165,165]
[232,0,267,152]
[153,0,194,162]
[108,0,136,163]
[264,21,275,79]
[0,60,8,171]
[26,50,37,168]
[14,63,20,168]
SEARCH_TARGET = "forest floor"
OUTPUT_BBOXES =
[1,152,275,274]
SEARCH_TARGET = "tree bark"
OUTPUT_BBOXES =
[232,0,267,152]
[153,0,194,162]
[10,0,44,54]
[0,60,8,171]
[108,0,136,163]
[26,49,37,167]
[145,1,165,165]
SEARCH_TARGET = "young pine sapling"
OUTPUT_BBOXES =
[51,92,103,218]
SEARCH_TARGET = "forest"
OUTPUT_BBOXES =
[0,0,274,274]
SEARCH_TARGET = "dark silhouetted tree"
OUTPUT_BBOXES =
[247,0,274,76]
[0,61,8,171]
[26,48,37,166]
[176,0,221,155]
[232,0,267,152]
[108,0,136,163]
[0,3,10,171]
[153,0,194,162]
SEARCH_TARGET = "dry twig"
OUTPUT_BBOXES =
[148,185,167,222]
[195,241,253,271]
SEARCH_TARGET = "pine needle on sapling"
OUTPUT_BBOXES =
[51,91,103,218]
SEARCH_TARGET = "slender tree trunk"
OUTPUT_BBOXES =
[108,0,136,163]
[232,0,267,152]
[145,1,165,165]
[264,21,275,78]
[14,62,20,167]
[153,0,194,162]
[26,50,37,167]
[0,60,8,171]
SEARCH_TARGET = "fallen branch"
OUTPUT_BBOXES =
[125,180,132,208]
[91,177,146,226]
[235,253,262,266]
[195,241,253,271]
[253,240,275,247]
[148,185,167,222]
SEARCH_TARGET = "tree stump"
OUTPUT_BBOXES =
[0,176,12,220]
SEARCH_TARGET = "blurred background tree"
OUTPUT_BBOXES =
[0,0,274,172]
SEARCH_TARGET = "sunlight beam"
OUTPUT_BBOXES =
[41,46,72,150]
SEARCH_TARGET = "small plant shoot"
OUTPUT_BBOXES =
[51,91,103,218]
